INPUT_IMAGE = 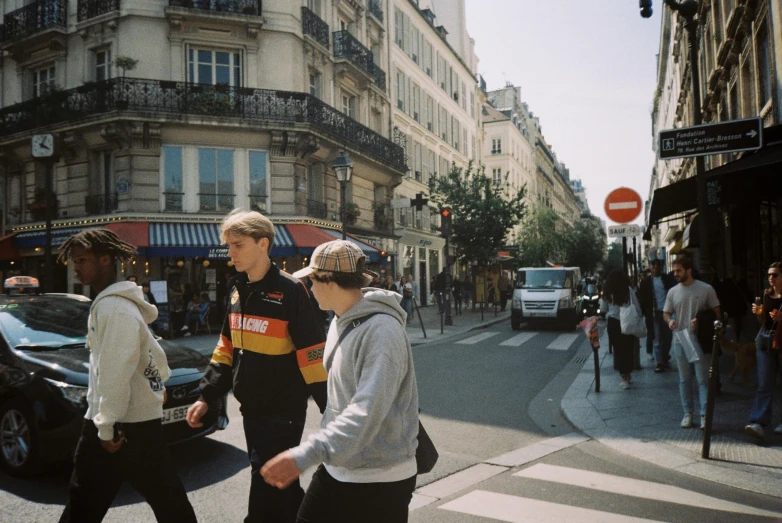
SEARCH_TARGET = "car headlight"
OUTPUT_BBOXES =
[512,298,522,309]
[558,296,572,309]
[590,296,599,301]
[44,378,88,408]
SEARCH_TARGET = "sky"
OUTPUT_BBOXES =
[463,0,664,227]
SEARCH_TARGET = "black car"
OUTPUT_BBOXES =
[0,290,227,477]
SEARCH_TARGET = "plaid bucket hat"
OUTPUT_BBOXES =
[292,240,378,281]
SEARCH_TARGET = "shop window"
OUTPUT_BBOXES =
[248,151,268,213]
[199,148,234,212]
[162,146,183,211]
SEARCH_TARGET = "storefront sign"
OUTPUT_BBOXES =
[208,247,229,259]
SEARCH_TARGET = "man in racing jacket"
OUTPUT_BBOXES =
[187,210,327,523]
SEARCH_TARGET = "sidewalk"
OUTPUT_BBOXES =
[562,328,782,499]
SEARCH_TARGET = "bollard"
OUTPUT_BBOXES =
[701,320,722,459]
[412,298,426,339]
[593,346,601,393]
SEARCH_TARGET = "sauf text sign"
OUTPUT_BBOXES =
[608,224,641,238]
[658,118,762,160]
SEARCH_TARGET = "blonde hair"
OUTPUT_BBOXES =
[220,209,275,254]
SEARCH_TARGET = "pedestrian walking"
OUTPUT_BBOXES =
[186,209,327,523]
[399,276,414,322]
[745,262,782,441]
[432,269,447,314]
[638,258,675,372]
[463,275,473,310]
[58,229,197,523]
[663,256,721,430]
[603,269,636,389]
[261,240,419,523]
[452,276,462,315]
[498,271,511,312]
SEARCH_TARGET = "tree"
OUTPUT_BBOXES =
[428,162,526,264]
[514,204,569,267]
[603,241,624,276]
[564,217,607,275]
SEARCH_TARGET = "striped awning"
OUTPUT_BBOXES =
[147,223,296,258]
[322,228,381,262]
[15,227,100,248]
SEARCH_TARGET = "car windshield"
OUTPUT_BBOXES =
[0,295,90,349]
[517,270,567,289]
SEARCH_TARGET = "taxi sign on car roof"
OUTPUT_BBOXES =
[4,276,41,294]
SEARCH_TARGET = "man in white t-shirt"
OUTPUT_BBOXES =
[663,256,720,431]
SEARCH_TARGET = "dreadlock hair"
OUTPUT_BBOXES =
[57,229,137,265]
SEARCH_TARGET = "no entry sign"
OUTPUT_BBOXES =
[604,187,642,224]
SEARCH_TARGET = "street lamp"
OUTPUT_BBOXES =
[333,151,354,240]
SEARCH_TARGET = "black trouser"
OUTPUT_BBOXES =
[243,414,306,523]
[60,419,196,523]
[296,465,416,523]
[607,317,635,375]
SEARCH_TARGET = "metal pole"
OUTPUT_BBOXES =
[622,237,628,278]
[44,160,53,293]
[632,236,638,284]
[340,180,347,240]
[702,320,722,458]
[444,236,453,326]
[664,0,712,283]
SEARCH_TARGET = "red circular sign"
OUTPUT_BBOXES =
[604,187,642,224]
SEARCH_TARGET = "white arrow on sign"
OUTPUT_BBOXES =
[747,130,758,138]
[608,224,641,238]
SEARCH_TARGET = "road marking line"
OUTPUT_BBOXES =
[408,493,438,511]
[456,332,500,345]
[500,332,538,346]
[608,202,639,210]
[514,464,782,518]
[415,463,508,499]
[486,432,589,467]
[439,490,664,522]
[547,333,579,351]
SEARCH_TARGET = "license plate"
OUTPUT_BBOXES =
[528,312,551,317]
[161,404,191,425]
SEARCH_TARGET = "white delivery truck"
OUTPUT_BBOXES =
[510,267,581,330]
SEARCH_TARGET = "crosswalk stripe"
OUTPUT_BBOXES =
[546,333,579,351]
[514,464,782,518]
[416,463,507,499]
[456,332,500,345]
[439,490,665,523]
[499,332,538,346]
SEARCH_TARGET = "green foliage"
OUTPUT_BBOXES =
[114,56,138,77]
[603,241,625,276]
[428,162,526,264]
[515,204,568,267]
[564,217,607,275]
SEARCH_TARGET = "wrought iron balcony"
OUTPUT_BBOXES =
[301,6,329,49]
[1,0,66,43]
[370,62,386,92]
[78,0,120,22]
[168,0,261,16]
[85,193,118,215]
[367,0,383,22]
[307,199,327,219]
[0,78,406,172]
[333,30,374,78]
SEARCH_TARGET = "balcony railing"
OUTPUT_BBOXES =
[77,0,120,22]
[367,0,383,22]
[168,0,261,16]
[370,62,386,92]
[1,0,66,43]
[0,78,406,172]
[307,199,327,219]
[333,30,374,78]
[301,6,329,49]
[85,193,118,215]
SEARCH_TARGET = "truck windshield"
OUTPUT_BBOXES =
[517,270,567,289]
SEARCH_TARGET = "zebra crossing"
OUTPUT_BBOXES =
[455,329,582,352]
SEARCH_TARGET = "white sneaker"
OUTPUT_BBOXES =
[775,424,782,435]
[700,416,706,430]
[619,379,630,390]
[745,423,765,440]
[180,325,189,332]
[183,332,192,337]
[680,413,693,428]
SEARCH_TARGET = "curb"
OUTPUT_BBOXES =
[409,314,509,347]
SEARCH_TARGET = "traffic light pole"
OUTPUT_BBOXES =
[444,235,453,326]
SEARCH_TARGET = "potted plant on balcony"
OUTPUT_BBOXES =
[345,202,360,225]
[372,202,392,231]
[114,56,138,110]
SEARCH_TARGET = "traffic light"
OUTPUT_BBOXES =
[639,0,653,18]
[440,207,453,237]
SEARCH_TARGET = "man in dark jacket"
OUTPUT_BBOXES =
[638,259,676,372]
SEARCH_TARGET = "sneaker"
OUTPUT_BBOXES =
[775,424,782,435]
[654,364,665,373]
[745,423,765,440]
[680,413,693,428]
[619,379,630,390]
[700,416,706,430]
[180,325,189,332]
[183,332,192,337]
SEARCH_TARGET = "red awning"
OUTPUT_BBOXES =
[105,222,149,247]
[286,224,340,252]
[0,233,20,261]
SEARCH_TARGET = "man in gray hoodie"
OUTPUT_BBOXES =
[58,229,196,523]
[261,240,419,523]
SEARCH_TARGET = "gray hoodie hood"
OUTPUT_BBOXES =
[336,288,407,327]
[92,281,158,324]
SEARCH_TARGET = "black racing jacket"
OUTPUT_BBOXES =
[198,264,327,420]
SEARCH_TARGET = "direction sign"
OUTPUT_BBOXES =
[604,187,642,224]
[658,117,762,160]
[608,224,641,238]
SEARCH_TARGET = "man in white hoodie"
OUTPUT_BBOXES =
[261,240,419,523]
[57,229,196,523]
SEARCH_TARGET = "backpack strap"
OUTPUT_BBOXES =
[336,312,386,346]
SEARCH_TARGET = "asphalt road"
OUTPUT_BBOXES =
[3,321,782,522]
